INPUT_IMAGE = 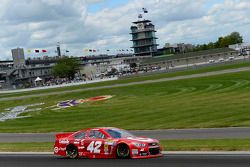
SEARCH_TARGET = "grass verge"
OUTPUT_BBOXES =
[1,60,250,99]
[2,70,250,132]
[162,139,250,151]
[2,139,250,152]
[0,142,54,152]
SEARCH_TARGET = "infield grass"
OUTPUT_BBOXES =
[1,68,250,132]
[1,139,250,152]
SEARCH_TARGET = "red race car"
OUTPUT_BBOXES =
[54,127,163,159]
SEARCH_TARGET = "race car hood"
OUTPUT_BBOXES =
[124,136,159,143]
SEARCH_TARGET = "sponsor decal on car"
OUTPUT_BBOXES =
[78,146,85,149]
[54,147,59,153]
[104,144,109,155]
[132,149,138,155]
[54,147,66,153]
[59,147,66,151]
[59,139,69,144]
[104,139,115,146]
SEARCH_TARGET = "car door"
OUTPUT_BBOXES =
[84,130,107,158]
[73,131,86,157]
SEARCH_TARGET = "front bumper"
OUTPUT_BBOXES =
[130,146,163,159]
[131,153,163,159]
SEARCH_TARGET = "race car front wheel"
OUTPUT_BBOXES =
[66,144,79,159]
[116,143,130,159]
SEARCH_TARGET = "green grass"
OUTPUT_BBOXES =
[0,142,54,152]
[2,139,250,152]
[1,60,250,99]
[1,69,250,132]
[162,139,250,151]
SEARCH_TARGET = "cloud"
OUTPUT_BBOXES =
[1,0,86,24]
[0,0,250,60]
[0,0,88,59]
[82,0,208,51]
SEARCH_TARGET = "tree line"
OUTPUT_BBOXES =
[52,57,80,80]
[192,32,243,51]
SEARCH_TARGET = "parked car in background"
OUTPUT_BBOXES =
[228,56,235,61]
[218,58,225,62]
[208,59,215,63]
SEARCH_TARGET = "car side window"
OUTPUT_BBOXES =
[89,130,106,139]
[74,132,86,139]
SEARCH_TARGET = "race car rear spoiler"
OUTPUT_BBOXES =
[55,132,74,139]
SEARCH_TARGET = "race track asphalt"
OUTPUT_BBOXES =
[1,67,250,102]
[1,127,250,142]
[1,154,250,167]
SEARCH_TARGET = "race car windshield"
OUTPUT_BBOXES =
[106,129,135,138]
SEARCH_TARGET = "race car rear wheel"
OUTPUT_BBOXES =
[66,144,78,159]
[116,143,130,159]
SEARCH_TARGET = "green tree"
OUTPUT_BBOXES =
[130,63,137,68]
[207,42,215,49]
[52,57,80,79]
[216,32,243,47]
[229,32,243,44]
[192,32,243,51]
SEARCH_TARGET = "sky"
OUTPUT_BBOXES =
[0,0,250,60]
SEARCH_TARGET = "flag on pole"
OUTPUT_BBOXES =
[42,49,47,53]
[35,50,39,53]
[84,49,88,52]
[89,49,92,52]
[138,14,143,19]
[27,49,31,53]
[142,8,148,13]
[66,50,69,53]
[93,49,96,52]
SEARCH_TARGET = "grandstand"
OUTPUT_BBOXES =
[140,48,237,68]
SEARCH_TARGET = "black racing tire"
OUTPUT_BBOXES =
[116,143,130,159]
[66,144,79,159]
